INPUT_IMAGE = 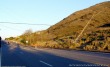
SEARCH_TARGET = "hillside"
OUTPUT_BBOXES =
[6,1,110,52]
[47,1,110,38]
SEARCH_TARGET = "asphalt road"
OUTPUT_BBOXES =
[1,41,110,67]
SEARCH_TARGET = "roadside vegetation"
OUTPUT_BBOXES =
[5,1,110,52]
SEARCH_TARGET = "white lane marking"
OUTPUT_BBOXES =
[40,60,53,67]
[75,53,110,60]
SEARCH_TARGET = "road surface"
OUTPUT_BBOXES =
[1,41,110,67]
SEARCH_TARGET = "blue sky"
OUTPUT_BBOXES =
[0,0,108,39]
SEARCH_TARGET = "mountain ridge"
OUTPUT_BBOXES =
[6,1,110,52]
[47,1,110,38]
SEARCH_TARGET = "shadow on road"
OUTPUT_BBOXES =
[1,41,27,67]
[1,41,108,67]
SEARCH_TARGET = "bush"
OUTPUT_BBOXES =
[20,39,26,44]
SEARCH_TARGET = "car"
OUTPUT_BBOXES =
[0,37,1,47]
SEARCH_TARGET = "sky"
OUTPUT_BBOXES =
[0,0,109,39]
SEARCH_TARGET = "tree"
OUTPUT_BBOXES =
[23,29,33,35]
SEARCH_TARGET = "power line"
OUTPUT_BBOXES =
[0,22,51,26]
